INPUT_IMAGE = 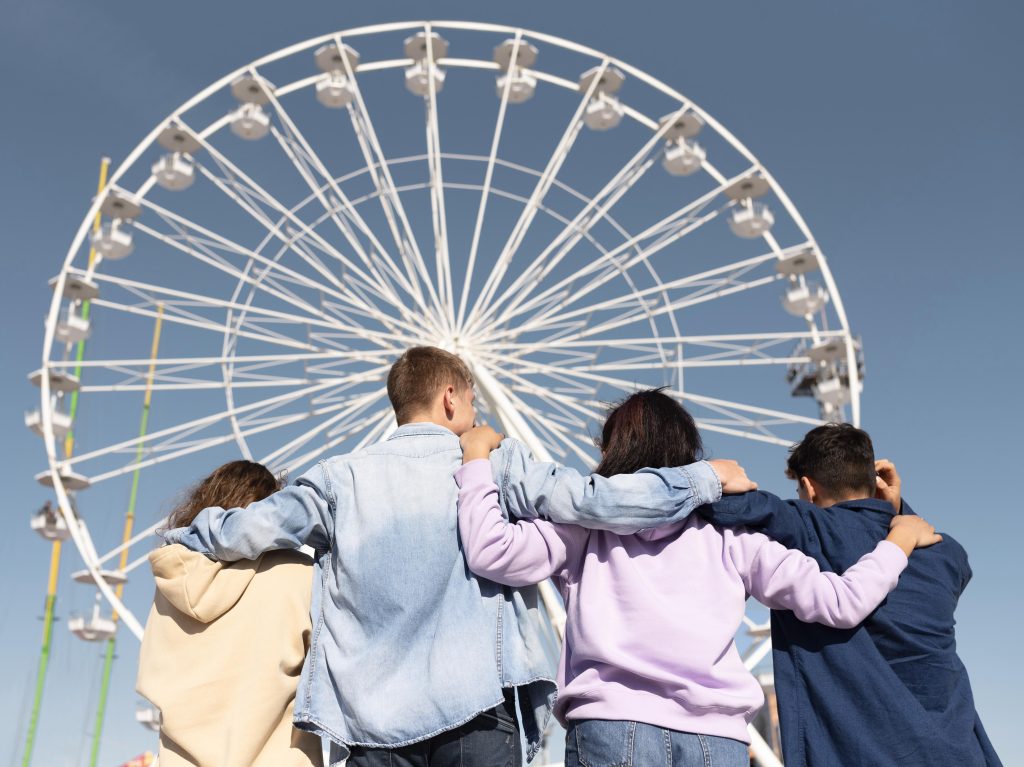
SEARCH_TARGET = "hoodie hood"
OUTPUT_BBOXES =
[149,544,261,623]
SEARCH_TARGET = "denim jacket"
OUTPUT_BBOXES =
[164,423,721,764]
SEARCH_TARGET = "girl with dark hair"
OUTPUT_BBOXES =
[456,389,941,767]
[137,461,323,767]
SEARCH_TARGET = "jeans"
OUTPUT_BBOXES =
[346,691,522,767]
[565,720,749,767]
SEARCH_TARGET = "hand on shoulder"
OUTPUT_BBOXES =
[886,514,942,556]
[708,459,758,494]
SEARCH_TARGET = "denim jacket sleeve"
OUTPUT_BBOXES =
[163,461,334,560]
[488,438,722,535]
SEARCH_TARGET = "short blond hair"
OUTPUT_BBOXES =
[387,346,474,424]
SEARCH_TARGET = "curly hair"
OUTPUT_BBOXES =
[166,460,281,530]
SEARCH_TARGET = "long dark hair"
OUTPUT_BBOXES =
[594,388,704,477]
[166,460,281,529]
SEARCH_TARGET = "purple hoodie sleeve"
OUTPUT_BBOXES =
[728,530,908,629]
[455,459,585,587]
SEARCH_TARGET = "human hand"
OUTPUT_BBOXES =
[875,459,902,511]
[460,424,505,463]
[886,514,942,556]
[708,459,758,494]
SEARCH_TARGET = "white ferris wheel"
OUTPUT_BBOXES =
[31,20,863,765]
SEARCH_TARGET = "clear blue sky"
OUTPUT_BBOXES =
[1,2,1022,765]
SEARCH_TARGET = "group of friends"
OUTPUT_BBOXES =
[136,346,1001,766]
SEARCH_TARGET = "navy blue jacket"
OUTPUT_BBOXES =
[702,493,1000,767]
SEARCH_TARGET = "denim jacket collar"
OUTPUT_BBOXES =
[388,422,460,440]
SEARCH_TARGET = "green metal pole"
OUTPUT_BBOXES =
[87,304,163,767]
[21,156,110,767]
[89,638,117,767]
[21,568,59,767]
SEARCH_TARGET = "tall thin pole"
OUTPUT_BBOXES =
[21,156,110,767]
[89,304,164,767]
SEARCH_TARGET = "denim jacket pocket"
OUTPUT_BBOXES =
[570,720,636,767]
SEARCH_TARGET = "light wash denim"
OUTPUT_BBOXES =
[164,423,720,764]
[565,720,749,767]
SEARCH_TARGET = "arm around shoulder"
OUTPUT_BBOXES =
[493,438,722,534]
[164,462,334,560]
[702,490,813,550]
[732,530,909,630]
[457,458,581,586]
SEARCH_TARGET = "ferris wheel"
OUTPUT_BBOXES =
[30,20,863,765]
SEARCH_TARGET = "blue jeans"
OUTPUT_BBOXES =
[565,720,749,767]
[345,691,522,767]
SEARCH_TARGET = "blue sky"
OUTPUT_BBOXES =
[1,1,1022,765]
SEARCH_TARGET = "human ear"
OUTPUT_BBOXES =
[443,386,456,418]
[799,476,815,503]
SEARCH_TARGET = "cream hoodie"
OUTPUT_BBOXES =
[136,544,323,767]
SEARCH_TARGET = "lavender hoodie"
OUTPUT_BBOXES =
[455,460,909,744]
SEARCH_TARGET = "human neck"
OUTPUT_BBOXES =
[402,414,454,432]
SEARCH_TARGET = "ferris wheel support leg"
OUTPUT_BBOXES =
[469,362,566,641]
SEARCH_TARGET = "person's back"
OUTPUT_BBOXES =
[304,424,544,749]
[704,424,1001,766]
[138,547,321,767]
[136,461,323,767]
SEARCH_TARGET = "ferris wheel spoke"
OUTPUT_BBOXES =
[131,203,361,315]
[258,388,383,468]
[88,296,314,352]
[192,122,415,305]
[82,269,412,349]
[261,95,449,340]
[489,363,605,424]
[500,357,821,446]
[266,123,425,318]
[259,77,434,311]
[47,350,390,371]
[542,272,782,342]
[506,251,778,339]
[331,38,436,319]
[477,350,821,424]
[456,31,524,329]
[188,126,421,321]
[281,402,394,475]
[492,330,842,373]
[695,422,794,447]
[487,169,752,331]
[61,379,347,469]
[195,160,408,324]
[464,60,611,330]
[500,383,596,466]
[129,210,420,347]
[474,103,693,333]
[139,161,400,319]
[75,380,388,485]
[421,25,455,329]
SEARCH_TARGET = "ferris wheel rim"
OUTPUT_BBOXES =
[37,20,862,652]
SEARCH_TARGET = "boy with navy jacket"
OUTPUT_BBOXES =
[701,423,1000,766]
